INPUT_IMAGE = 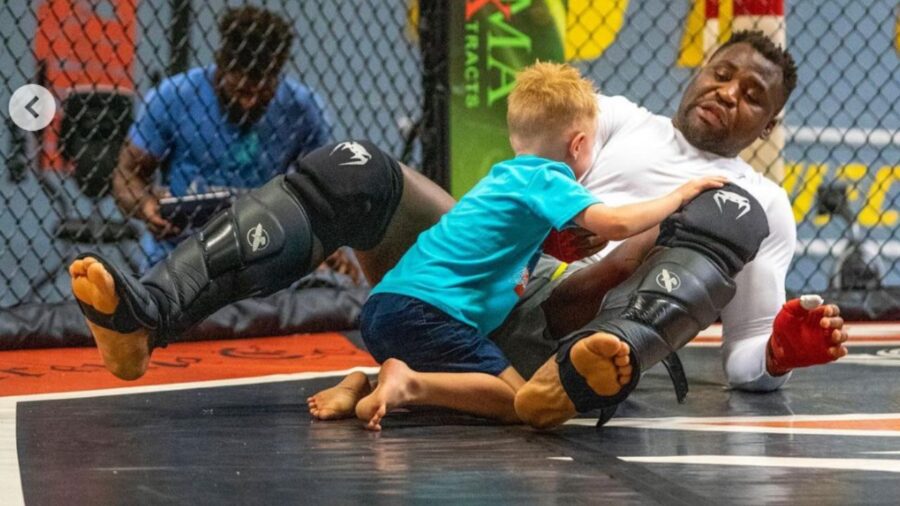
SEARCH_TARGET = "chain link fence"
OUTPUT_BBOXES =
[565,0,899,301]
[1,0,421,308]
[439,0,898,309]
[1,1,898,316]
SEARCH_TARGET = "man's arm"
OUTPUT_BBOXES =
[112,141,179,238]
[719,191,795,391]
[116,79,181,239]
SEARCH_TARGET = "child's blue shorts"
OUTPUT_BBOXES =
[360,293,511,376]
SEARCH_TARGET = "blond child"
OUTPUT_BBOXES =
[308,62,726,430]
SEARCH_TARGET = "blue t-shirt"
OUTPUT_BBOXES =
[129,65,331,267]
[372,155,601,335]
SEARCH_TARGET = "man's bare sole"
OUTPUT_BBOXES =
[355,359,417,431]
[307,371,372,420]
[69,257,151,380]
[514,332,632,430]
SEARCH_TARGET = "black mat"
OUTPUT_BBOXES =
[17,346,900,505]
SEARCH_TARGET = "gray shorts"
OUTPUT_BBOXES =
[489,255,575,379]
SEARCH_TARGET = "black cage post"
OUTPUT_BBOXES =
[418,0,450,191]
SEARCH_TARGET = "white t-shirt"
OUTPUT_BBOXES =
[577,95,796,391]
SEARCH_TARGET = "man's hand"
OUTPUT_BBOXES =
[543,228,609,263]
[766,295,849,376]
[138,193,181,239]
[322,248,365,286]
[112,141,180,239]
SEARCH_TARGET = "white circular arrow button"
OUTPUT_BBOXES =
[9,85,56,131]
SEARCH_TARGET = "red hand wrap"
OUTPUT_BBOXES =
[543,229,583,263]
[767,298,835,371]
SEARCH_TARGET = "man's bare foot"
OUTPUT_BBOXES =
[308,371,372,420]
[69,257,151,380]
[514,332,632,430]
[355,359,418,431]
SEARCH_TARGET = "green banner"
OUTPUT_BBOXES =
[449,0,567,198]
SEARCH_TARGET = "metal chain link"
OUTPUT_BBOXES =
[1,1,897,308]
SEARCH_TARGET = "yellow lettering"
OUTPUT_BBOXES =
[859,166,900,227]
[781,162,803,195]
[788,163,828,224]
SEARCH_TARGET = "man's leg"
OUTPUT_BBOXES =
[354,164,455,285]
[70,257,151,380]
[515,246,732,428]
[489,231,657,380]
[514,332,632,429]
[515,183,771,429]
[70,176,322,379]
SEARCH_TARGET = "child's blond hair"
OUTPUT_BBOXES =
[507,61,597,142]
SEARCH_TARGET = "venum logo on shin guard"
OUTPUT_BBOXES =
[330,141,372,166]
[656,268,681,293]
[247,223,270,252]
[713,190,751,219]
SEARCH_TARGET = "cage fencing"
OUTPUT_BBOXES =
[1,0,898,319]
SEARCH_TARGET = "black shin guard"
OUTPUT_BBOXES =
[557,183,771,417]
[142,176,316,346]
[557,247,736,412]
[78,175,315,348]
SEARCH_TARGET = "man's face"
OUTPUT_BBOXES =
[673,43,786,157]
[215,71,279,127]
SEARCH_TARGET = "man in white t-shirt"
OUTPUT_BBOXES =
[499,31,849,429]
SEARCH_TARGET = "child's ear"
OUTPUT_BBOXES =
[570,132,587,159]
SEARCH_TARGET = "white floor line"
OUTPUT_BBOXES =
[567,413,900,437]
[620,455,900,474]
[0,366,379,506]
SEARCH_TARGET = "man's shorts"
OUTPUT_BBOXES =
[361,293,511,376]
[489,255,572,379]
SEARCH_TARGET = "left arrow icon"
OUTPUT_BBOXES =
[24,96,40,118]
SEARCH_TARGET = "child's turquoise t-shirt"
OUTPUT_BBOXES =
[372,155,601,335]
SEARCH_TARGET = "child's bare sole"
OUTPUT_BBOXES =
[514,332,632,430]
[307,371,372,420]
[69,257,151,380]
[355,359,417,431]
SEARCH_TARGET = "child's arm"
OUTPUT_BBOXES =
[573,176,728,241]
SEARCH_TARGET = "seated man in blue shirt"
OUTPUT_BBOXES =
[111,5,331,268]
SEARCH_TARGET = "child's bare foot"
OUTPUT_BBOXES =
[69,257,151,380]
[514,332,631,429]
[355,359,419,431]
[308,371,372,420]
